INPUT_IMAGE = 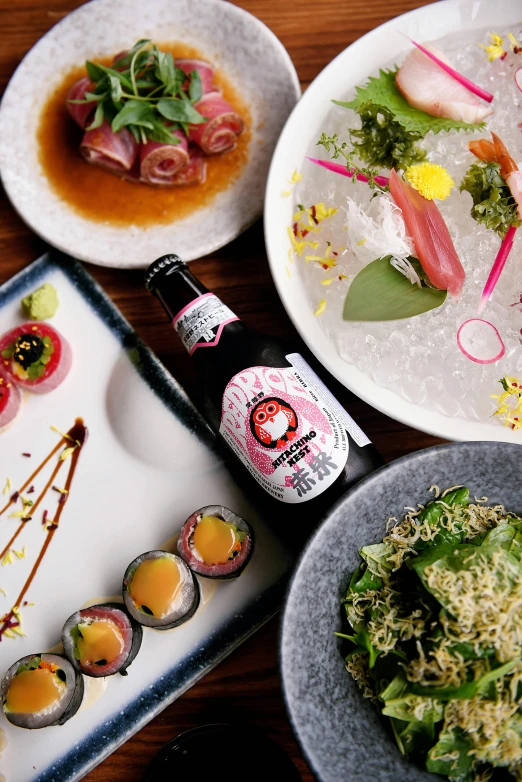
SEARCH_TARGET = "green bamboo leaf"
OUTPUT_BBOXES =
[342,256,447,322]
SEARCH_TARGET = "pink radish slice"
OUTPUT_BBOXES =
[0,370,22,432]
[515,68,522,93]
[456,318,505,364]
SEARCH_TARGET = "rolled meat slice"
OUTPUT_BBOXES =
[66,77,97,129]
[80,121,138,174]
[170,148,207,186]
[139,130,189,185]
[0,323,72,395]
[0,369,22,432]
[176,58,216,95]
[189,93,244,154]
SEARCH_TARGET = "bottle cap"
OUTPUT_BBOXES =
[144,254,187,292]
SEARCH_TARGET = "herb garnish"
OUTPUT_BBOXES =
[317,133,388,191]
[70,39,207,145]
[333,68,485,170]
[459,161,522,238]
[16,655,41,674]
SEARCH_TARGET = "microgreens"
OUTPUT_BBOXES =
[317,133,388,192]
[70,40,207,144]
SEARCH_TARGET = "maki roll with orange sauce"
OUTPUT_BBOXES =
[1,653,83,729]
[178,505,253,579]
[123,551,199,629]
[62,603,142,678]
[0,323,72,394]
[0,368,22,432]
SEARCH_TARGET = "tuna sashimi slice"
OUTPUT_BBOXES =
[0,369,22,432]
[66,77,97,129]
[396,44,493,124]
[80,121,138,173]
[389,169,465,296]
[0,322,72,394]
[139,130,189,185]
[169,147,207,186]
[189,93,244,154]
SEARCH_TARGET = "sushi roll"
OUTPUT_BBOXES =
[1,653,83,729]
[62,603,142,678]
[178,505,253,579]
[0,368,22,432]
[0,322,72,394]
[123,551,199,629]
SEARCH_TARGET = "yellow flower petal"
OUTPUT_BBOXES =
[405,162,454,200]
[314,299,327,317]
[321,278,335,286]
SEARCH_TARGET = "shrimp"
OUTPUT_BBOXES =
[469,132,522,219]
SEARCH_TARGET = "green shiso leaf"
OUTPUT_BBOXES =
[335,69,485,137]
[343,256,447,322]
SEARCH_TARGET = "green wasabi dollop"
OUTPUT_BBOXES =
[21,284,59,321]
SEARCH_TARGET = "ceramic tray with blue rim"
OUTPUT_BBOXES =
[0,252,294,782]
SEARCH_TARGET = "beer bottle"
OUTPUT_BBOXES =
[146,255,382,540]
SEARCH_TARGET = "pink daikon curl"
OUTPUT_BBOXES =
[478,225,518,314]
[306,157,389,188]
[400,34,494,103]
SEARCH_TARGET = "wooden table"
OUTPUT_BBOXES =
[0,0,444,778]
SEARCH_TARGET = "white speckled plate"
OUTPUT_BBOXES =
[0,0,300,268]
[0,252,293,781]
[264,0,522,444]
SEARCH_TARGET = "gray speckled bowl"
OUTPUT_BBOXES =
[281,442,522,782]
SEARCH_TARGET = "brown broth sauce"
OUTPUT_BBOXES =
[37,43,251,227]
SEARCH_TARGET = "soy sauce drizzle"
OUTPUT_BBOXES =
[0,418,87,640]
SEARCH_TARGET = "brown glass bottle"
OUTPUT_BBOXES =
[146,254,383,546]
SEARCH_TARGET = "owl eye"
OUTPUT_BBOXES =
[255,410,267,423]
[266,403,277,415]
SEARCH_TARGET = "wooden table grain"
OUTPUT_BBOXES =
[0,0,444,778]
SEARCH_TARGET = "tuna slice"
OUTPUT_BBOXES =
[139,130,189,185]
[389,169,466,296]
[396,44,493,124]
[169,147,207,186]
[0,322,72,394]
[189,93,244,154]
[0,368,22,431]
[66,77,96,129]
[80,121,138,174]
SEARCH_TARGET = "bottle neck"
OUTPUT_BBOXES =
[153,265,217,323]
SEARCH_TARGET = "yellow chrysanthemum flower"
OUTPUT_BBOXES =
[479,32,506,62]
[404,162,455,201]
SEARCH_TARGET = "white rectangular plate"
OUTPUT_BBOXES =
[0,253,293,781]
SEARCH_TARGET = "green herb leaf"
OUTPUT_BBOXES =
[343,256,447,322]
[86,61,134,91]
[157,98,206,124]
[108,74,123,103]
[460,161,522,238]
[426,727,474,778]
[348,102,426,170]
[111,100,155,133]
[86,100,105,131]
[189,70,203,103]
[337,68,485,137]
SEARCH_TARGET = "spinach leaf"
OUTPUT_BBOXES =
[346,563,383,595]
[359,542,395,575]
[382,694,444,724]
[410,658,518,700]
[426,727,474,779]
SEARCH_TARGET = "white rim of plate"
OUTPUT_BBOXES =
[264,0,522,444]
[0,0,300,268]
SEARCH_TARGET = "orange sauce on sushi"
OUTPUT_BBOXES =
[37,43,251,227]
[129,557,182,617]
[193,515,239,564]
[77,620,124,665]
[7,668,62,713]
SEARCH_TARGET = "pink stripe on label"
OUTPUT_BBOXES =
[189,317,239,355]
[172,292,213,326]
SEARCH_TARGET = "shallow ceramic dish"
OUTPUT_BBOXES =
[0,253,293,781]
[264,0,522,444]
[0,0,300,268]
[281,440,522,782]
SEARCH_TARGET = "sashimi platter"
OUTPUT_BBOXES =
[276,21,522,435]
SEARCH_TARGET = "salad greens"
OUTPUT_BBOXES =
[459,161,522,239]
[333,69,484,170]
[340,487,522,781]
[70,39,207,145]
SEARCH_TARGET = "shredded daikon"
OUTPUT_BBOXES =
[345,194,413,265]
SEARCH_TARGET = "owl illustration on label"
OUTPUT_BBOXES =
[250,397,298,449]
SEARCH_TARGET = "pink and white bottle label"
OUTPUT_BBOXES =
[219,355,351,504]
[173,293,239,355]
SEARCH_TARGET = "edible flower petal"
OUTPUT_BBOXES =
[480,32,507,61]
[492,376,522,429]
[314,299,327,317]
[405,162,455,200]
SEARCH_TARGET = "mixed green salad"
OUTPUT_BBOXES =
[340,487,522,781]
